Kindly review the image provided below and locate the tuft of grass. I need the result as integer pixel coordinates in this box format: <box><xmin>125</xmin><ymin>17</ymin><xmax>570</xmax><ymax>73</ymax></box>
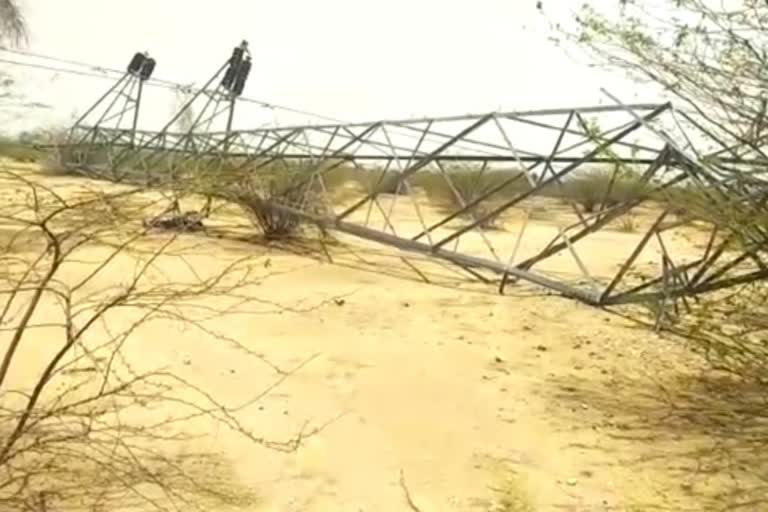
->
<box><xmin>617</xmin><ymin>212</ymin><xmax>638</xmax><ymax>232</ymax></box>
<box><xmin>490</xmin><ymin>474</ymin><xmax>536</xmax><ymax>512</ymax></box>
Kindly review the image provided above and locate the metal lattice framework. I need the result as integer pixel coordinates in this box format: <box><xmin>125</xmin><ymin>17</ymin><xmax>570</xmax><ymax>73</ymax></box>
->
<box><xmin>58</xmin><ymin>41</ymin><xmax>768</xmax><ymax>313</ymax></box>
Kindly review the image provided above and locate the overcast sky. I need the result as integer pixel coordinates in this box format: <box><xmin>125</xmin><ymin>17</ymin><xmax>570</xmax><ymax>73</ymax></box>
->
<box><xmin>2</xmin><ymin>0</ymin><xmax>660</xmax><ymax>133</ymax></box>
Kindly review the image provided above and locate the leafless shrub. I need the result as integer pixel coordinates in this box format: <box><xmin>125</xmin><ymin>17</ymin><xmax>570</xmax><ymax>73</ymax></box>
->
<box><xmin>0</xmin><ymin>166</ymin><xmax>328</xmax><ymax>511</ymax></box>
<box><xmin>226</xmin><ymin>169</ymin><xmax>330</xmax><ymax>240</ymax></box>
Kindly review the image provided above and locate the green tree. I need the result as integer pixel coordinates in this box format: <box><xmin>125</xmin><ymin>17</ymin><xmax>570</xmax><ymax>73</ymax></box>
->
<box><xmin>562</xmin><ymin>0</ymin><xmax>768</xmax><ymax>151</ymax></box>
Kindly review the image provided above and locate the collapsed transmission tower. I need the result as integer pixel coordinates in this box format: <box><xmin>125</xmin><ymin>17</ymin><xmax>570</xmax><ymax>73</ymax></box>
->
<box><xmin>64</xmin><ymin>51</ymin><xmax>156</xmax><ymax>170</ymax></box>
<box><xmin>60</xmin><ymin>40</ymin><xmax>768</xmax><ymax>314</ymax></box>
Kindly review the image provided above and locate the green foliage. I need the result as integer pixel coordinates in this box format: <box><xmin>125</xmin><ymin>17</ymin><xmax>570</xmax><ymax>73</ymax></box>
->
<box><xmin>0</xmin><ymin>127</ymin><xmax>100</xmax><ymax>176</ymax></box>
<box><xmin>356</xmin><ymin>167</ymin><xmax>407</xmax><ymax>195</ymax></box>
<box><xmin>419</xmin><ymin>164</ymin><xmax>530</xmax><ymax>228</ymax></box>
<box><xmin>559</xmin><ymin>167</ymin><xmax>649</xmax><ymax>213</ymax></box>
<box><xmin>569</xmin><ymin>1</ymin><xmax>768</xmax><ymax>146</ymax></box>
<box><xmin>654</xmin><ymin>182</ymin><xmax>712</xmax><ymax>219</ymax></box>
<box><xmin>565</xmin><ymin>0</ymin><xmax>768</xmax><ymax>400</ymax></box>
<box><xmin>0</xmin><ymin>138</ymin><xmax>43</xmax><ymax>163</ymax></box>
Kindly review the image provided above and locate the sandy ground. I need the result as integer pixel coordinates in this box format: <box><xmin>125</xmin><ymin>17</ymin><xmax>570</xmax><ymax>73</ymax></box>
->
<box><xmin>2</xmin><ymin>162</ymin><xmax>762</xmax><ymax>511</ymax></box>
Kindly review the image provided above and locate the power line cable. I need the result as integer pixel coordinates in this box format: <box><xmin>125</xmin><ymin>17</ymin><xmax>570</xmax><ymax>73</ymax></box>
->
<box><xmin>0</xmin><ymin>56</ymin><xmax>120</xmax><ymax>81</ymax></box>
<box><xmin>0</xmin><ymin>47</ymin><xmax>505</xmax><ymax>156</ymax></box>
<box><xmin>0</xmin><ymin>46</ymin><xmax>343</xmax><ymax>122</ymax></box>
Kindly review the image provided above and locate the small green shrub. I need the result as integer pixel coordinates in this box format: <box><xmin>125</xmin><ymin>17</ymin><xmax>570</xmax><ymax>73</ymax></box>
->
<box><xmin>350</xmin><ymin>168</ymin><xmax>406</xmax><ymax>195</ymax></box>
<box><xmin>655</xmin><ymin>183</ymin><xmax>716</xmax><ymax>221</ymax></box>
<box><xmin>560</xmin><ymin>167</ymin><xmax>649</xmax><ymax>213</ymax></box>
<box><xmin>0</xmin><ymin>140</ymin><xmax>43</xmax><ymax>163</ymax></box>
<box><xmin>420</xmin><ymin>165</ymin><xmax>530</xmax><ymax>229</ymax></box>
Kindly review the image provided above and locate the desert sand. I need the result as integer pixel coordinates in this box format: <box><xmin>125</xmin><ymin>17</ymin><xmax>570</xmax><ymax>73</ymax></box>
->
<box><xmin>2</xmin><ymin>161</ymin><xmax>758</xmax><ymax>512</ymax></box>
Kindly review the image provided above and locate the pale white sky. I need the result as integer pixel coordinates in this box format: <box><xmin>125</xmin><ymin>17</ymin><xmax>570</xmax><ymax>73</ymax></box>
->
<box><xmin>2</xmin><ymin>0</ymin><xmax>663</xmax><ymax>133</ymax></box>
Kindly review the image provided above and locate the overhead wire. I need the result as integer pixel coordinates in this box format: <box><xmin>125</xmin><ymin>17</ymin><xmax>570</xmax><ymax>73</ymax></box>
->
<box><xmin>0</xmin><ymin>46</ymin><xmax>531</xmax><ymax>157</ymax></box>
<box><xmin>0</xmin><ymin>46</ymin><xmax>345</xmax><ymax>123</ymax></box>
<box><xmin>0</xmin><ymin>56</ymin><xmax>120</xmax><ymax>81</ymax></box>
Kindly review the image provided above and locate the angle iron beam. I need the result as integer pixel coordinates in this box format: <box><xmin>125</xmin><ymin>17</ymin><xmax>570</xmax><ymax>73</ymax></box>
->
<box><xmin>432</xmin><ymin>103</ymin><xmax>672</xmax><ymax>250</ymax></box>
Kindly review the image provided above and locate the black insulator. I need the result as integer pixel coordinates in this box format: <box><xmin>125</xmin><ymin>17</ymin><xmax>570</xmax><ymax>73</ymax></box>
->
<box><xmin>139</xmin><ymin>58</ymin><xmax>156</xmax><ymax>80</ymax></box>
<box><xmin>232</xmin><ymin>57</ymin><xmax>251</xmax><ymax>96</ymax></box>
<box><xmin>229</xmin><ymin>46</ymin><xmax>244</xmax><ymax>67</ymax></box>
<box><xmin>128</xmin><ymin>52</ymin><xmax>145</xmax><ymax>74</ymax></box>
<box><xmin>221</xmin><ymin>65</ymin><xmax>237</xmax><ymax>90</ymax></box>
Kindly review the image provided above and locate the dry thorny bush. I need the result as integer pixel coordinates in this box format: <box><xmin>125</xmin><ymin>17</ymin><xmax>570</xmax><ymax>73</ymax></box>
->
<box><xmin>225</xmin><ymin>170</ymin><xmax>331</xmax><ymax>240</ymax></box>
<box><xmin>611</xmin><ymin>261</ymin><xmax>768</xmax><ymax>509</ymax></box>
<box><xmin>0</xmin><ymin>167</ymin><xmax>333</xmax><ymax>511</ymax></box>
<box><xmin>673</xmin><ymin>283</ymin><xmax>768</xmax><ymax>386</ymax></box>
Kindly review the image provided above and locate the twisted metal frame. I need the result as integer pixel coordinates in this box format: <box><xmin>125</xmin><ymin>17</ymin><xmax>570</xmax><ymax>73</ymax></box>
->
<box><xmin>58</xmin><ymin>41</ymin><xmax>768</xmax><ymax>312</ymax></box>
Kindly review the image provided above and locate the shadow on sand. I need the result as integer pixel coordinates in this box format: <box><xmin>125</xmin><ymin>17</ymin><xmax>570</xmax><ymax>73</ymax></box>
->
<box><xmin>205</xmin><ymin>220</ymin><xmax>551</xmax><ymax>300</ymax></box>
<box><xmin>551</xmin><ymin>366</ymin><xmax>768</xmax><ymax>511</ymax></box>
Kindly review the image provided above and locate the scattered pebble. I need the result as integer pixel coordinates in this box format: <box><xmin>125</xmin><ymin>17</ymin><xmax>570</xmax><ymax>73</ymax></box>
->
<box><xmin>566</xmin><ymin>478</ymin><xmax>578</xmax><ymax>487</ymax></box>
<box><xmin>535</xmin><ymin>345</ymin><xmax>548</xmax><ymax>352</ymax></box>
